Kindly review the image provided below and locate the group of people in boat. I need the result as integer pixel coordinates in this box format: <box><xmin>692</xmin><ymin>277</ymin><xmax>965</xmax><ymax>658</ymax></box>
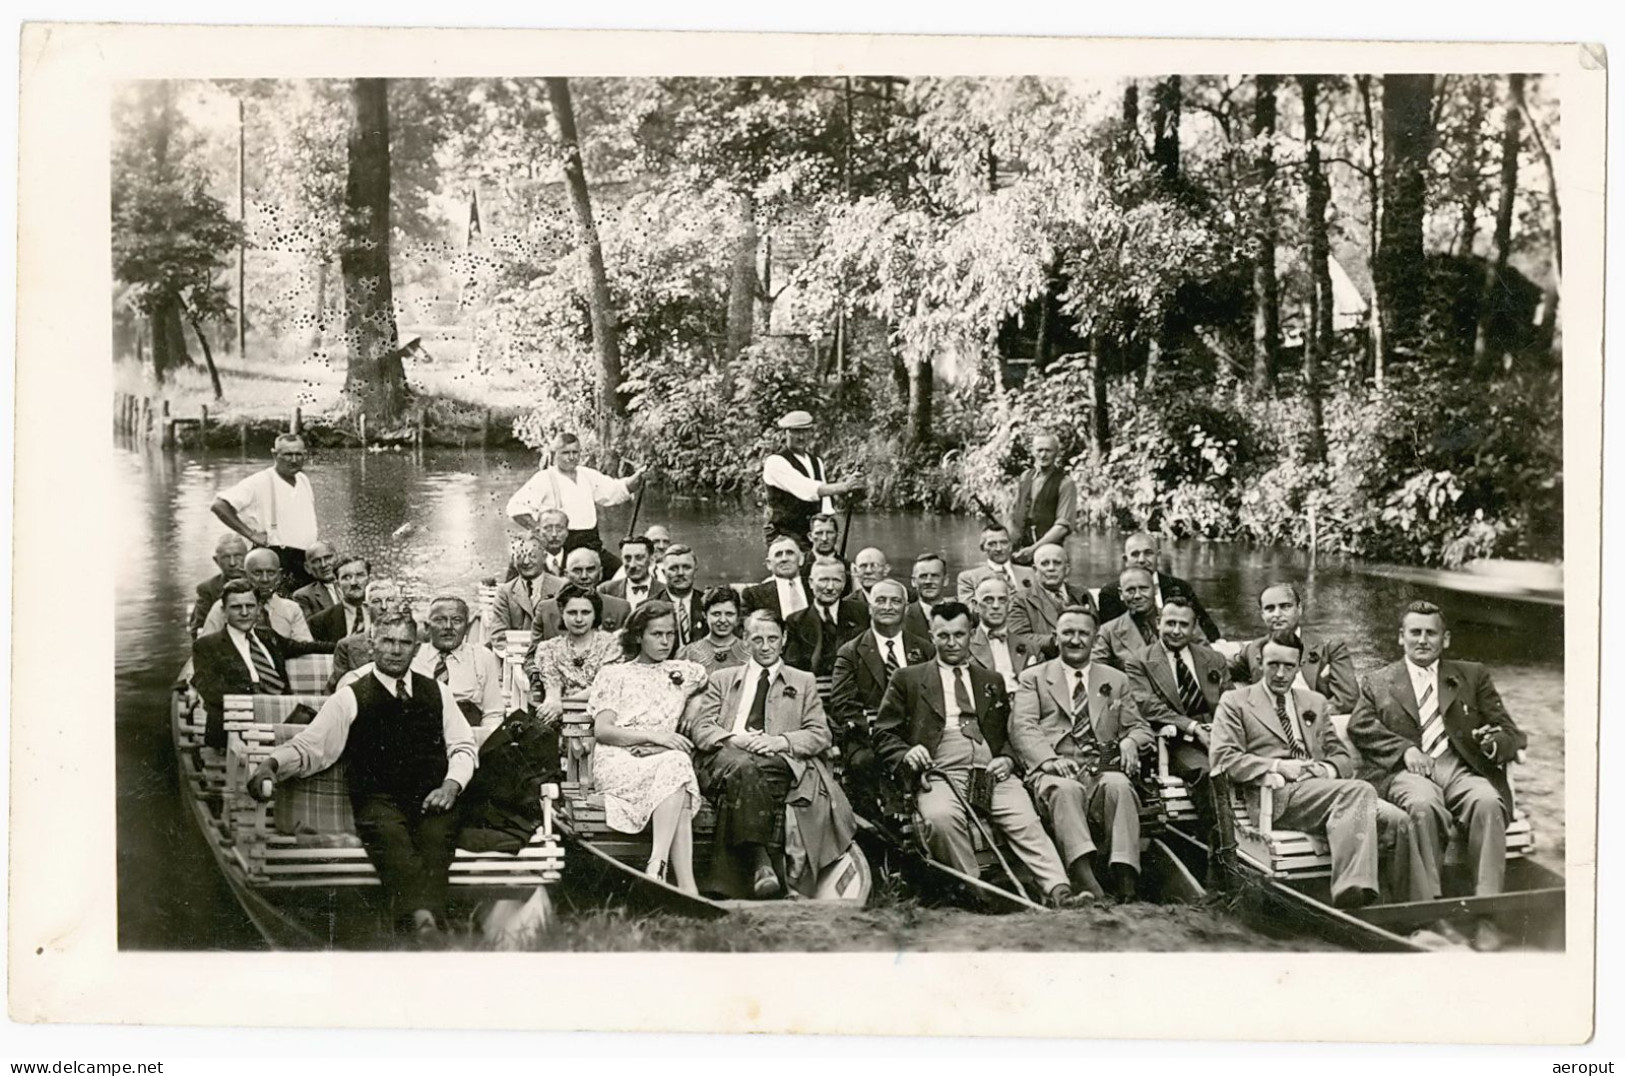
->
<box><xmin>183</xmin><ymin>414</ymin><xmax>1531</xmax><ymax>950</ymax></box>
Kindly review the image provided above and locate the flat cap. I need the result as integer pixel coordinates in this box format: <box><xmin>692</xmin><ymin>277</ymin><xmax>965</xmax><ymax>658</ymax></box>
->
<box><xmin>777</xmin><ymin>410</ymin><xmax>814</xmax><ymax>431</ymax></box>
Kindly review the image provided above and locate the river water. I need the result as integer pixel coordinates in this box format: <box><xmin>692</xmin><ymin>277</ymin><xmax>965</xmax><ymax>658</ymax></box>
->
<box><xmin>115</xmin><ymin>444</ymin><xmax>1567</xmax><ymax>949</ymax></box>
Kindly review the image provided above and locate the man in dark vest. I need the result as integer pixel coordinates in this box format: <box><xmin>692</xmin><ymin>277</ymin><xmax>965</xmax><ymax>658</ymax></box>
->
<box><xmin>1009</xmin><ymin>431</ymin><xmax>1078</xmax><ymax>566</ymax></box>
<box><xmin>248</xmin><ymin>611</ymin><xmax>478</xmax><ymax>941</ymax></box>
<box><xmin>761</xmin><ymin>410</ymin><xmax>863</xmax><ymax>550</ymax></box>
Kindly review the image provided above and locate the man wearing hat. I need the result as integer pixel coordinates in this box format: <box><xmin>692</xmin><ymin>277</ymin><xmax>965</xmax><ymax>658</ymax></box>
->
<box><xmin>762</xmin><ymin>410</ymin><xmax>863</xmax><ymax>550</ymax></box>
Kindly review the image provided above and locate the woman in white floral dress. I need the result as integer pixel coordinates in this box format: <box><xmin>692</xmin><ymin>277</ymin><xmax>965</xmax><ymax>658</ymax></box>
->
<box><xmin>589</xmin><ymin>600</ymin><xmax>709</xmax><ymax>894</ymax></box>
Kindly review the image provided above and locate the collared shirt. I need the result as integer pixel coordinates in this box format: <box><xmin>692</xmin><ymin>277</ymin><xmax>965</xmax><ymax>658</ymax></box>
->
<box><xmin>270</xmin><ymin>668</ymin><xmax>477</xmax><ymax>790</ymax></box>
<box><xmin>871</xmin><ymin>628</ymin><xmax>907</xmax><ymax>667</ymax></box>
<box><xmin>982</xmin><ymin>628</ymin><xmax>1018</xmax><ymax>688</ymax></box>
<box><xmin>814</xmin><ymin>600</ymin><xmax>841</xmax><ymax>628</ymax></box>
<box><xmin>623</xmin><ymin>577</ymin><xmax>655</xmax><ymax>611</ymax></box>
<box><xmin>542</xmin><ymin>549</ymin><xmax>566</xmax><ymax>576</ymax></box>
<box><xmin>1165</xmin><ymin>643</ymin><xmax>1199</xmax><ymax>684</ymax></box>
<box><xmin>410</xmin><ymin>640</ymin><xmax>505</xmax><ymax>728</ymax></box>
<box><xmin>731</xmin><ymin>660</ymin><xmax>783</xmax><ymax>736</ymax></box>
<box><xmin>1404</xmin><ymin>658</ymin><xmax>1440</xmax><ymax>706</ymax></box>
<box><xmin>505</xmin><ymin>465</ymin><xmax>633</xmax><ymax>530</ymax></box>
<box><xmin>219</xmin><ymin>466</ymin><xmax>320</xmax><ymax>550</ymax></box>
<box><xmin>201</xmin><ymin>594</ymin><xmax>314</xmax><ymax>642</ymax></box>
<box><xmin>226</xmin><ymin>624</ymin><xmax>277</xmax><ymax>684</ymax></box>
<box><xmin>762</xmin><ymin>451</ymin><xmax>834</xmax><ymax>514</ymax></box>
<box><xmin>775</xmin><ymin>575</ymin><xmax>809</xmax><ymax>617</ymax></box>
<box><xmin>936</xmin><ymin>659</ymin><xmax>973</xmax><ymax>723</ymax></box>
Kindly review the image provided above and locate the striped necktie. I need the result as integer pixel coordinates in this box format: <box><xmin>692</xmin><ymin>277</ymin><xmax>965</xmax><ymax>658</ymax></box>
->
<box><xmin>1417</xmin><ymin>675</ymin><xmax>1448</xmax><ymax>758</ymax></box>
<box><xmin>883</xmin><ymin>638</ymin><xmax>900</xmax><ymax>677</ymax></box>
<box><xmin>1171</xmin><ymin>648</ymin><xmax>1207</xmax><ymax>714</ymax></box>
<box><xmin>953</xmin><ymin>667</ymin><xmax>983</xmax><ymax>742</ymax></box>
<box><xmin>248</xmin><ymin>634</ymin><xmax>285</xmax><ymax>694</ymax></box>
<box><xmin>433</xmin><ymin>651</ymin><xmax>450</xmax><ymax>684</ymax></box>
<box><xmin>1274</xmin><ymin>691</ymin><xmax>1309</xmax><ymax>759</ymax></box>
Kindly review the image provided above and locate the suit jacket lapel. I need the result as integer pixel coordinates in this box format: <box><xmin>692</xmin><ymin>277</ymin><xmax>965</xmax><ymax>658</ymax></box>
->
<box><xmin>1086</xmin><ymin>664</ymin><xmax>1111</xmax><ymax>737</ymax></box>
<box><xmin>1044</xmin><ymin>660</ymin><xmax>1074</xmax><ymax>720</ymax></box>
<box><xmin>968</xmin><ymin>631</ymin><xmax>992</xmax><ymax>671</ymax></box>
<box><xmin>1390</xmin><ymin>663</ymin><xmax>1422</xmax><ymax>724</ymax></box>
<box><xmin>859</xmin><ymin>633</ymin><xmax>888</xmax><ymax>690</ymax></box>
<box><xmin>1193</xmin><ymin>646</ymin><xmax>1225</xmax><ymax>706</ymax></box>
<box><xmin>922</xmin><ymin>666</ymin><xmax>947</xmax><ymax>721</ymax></box>
<box><xmin>1145</xmin><ymin>641</ymin><xmax>1182</xmax><ymax>708</ymax></box>
<box><xmin>1437</xmin><ymin>660</ymin><xmax>1460</xmax><ymax>724</ymax></box>
<box><xmin>1248</xmin><ymin>683</ymin><xmax>1290</xmax><ymax>745</ymax></box>
<box><xmin>514</xmin><ymin>579</ymin><xmax>535</xmax><ymax>618</ymax></box>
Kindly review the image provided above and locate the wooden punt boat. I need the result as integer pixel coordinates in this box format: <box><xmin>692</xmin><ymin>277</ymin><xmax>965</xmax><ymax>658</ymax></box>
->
<box><xmin>1149</xmin><ymin>724</ymin><xmax>1566</xmax><ymax>952</ymax></box>
<box><xmin>496</xmin><ymin>634</ymin><xmax>874</xmax><ymax>914</ymax></box>
<box><xmin>171</xmin><ymin>652</ymin><xmax>564</xmax><ymax>950</ymax></box>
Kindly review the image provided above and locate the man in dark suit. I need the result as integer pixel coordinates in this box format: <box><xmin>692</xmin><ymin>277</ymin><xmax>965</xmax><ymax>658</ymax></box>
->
<box><xmin>1347</xmin><ymin>601</ymin><xmax>1527</xmax><ymax>949</ymax></box>
<box><xmin>798</xmin><ymin>513</ymin><xmax>854</xmax><ymax>598</ymax></box>
<box><xmin>1008</xmin><ymin>543</ymin><xmax>1092</xmax><ymax>651</ymax></box>
<box><xmin>784</xmin><ymin>559</ymin><xmax>870</xmax><ymax>679</ymax></box>
<box><xmin>1011</xmin><ymin>604</ymin><xmax>1153</xmax><ymax>901</ymax></box>
<box><xmin>1096</xmin><ymin>532</ymin><xmax>1223</xmax><ymax>642</ymax></box>
<box><xmin>492</xmin><ymin>532</ymin><xmax>566</xmax><ymax>633</ymax></box>
<box><xmin>1092</xmin><ymin>566</ymin><xmax>1189</xmax><ymax>670</ymax></box>
<box><xmin>829</xmin><ymin>579</ymin><xmax>933</xmax><ymax>816</ymax></box>
<box><xmin>533</xmin><ymin>547</ymin><xmax>631</xmax><ymax>640</ymax></box>
<box><xmin>598</xmin><ymin>536</ymin><xmax>669</xmax><ymax>611</ymax></box>
<box><xmin>291</xmin><ymin>541</ymin><xmax>342</xmax><ymax>619</ymax></box>
<box><xmin>685</xmin><ymin>609</ymin><xmax>857</xmax><ymax>899</ymax></box>
<box><xmin>873</xmin><ymin>601</ymin><xmax>1084</xmax><ymax>909</ymax></box>
<box><xmin>1229</xmin><ymin>582</ymin><xmax>1359</xmax><ymax>713</ymax></box>
<box><xmin>307</xmin><ymin>555</ymin><xmax>370</xmax><ymax>644</ymax></box>
<box><xmin>190</xmin><ymin>533</ymin><xmax>250</xmax><ymax>639</ymax></box>
<box><xmin>328</xmin><ymin>580</ymin><xmax>413</xmax><ymax>691</ymax></box>
<box><xmin>191</xmin><ymin>579</ymin><xmax>334</xmax><ymax>749</ymax></box>
<box><xmin>900</xmin><ymin>552</ymin><xmax>950</xmax><ymax>640</ymax></box>
<box><xmin>1212</xmin><ymin>638</ymin><xmax>1423</xmax><ymax>911</ymax></box>
<box><xmin>740</xmin><ymin>535</ymin><xmax>813</xmax><ymax>621</ymax></box>
<box><xmin>966</xmin><ymin>576</ymin><xmax>1041</xmax><ymax>690</ymax></box>
<box><xmin>660</xmin><ymin>544</ymin><xmax>705</xmax><ymax>649</ymax></box>
<box><xmin>1122</xmin><ymin>595</ymin><xmax>1231</xmax><ymax>828</ymax></box>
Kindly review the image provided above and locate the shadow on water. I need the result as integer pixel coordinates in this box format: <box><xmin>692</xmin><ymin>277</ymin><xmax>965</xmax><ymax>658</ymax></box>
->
<box><xmin>115</xmin><ymin>444</ymin><xmax>1568</xmax><ymax>949</ymax></box>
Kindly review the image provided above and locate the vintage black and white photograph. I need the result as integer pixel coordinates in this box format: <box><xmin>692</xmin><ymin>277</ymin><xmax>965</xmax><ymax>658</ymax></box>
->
<box><xmin>11</xmin><ymin>24</ymin><xmax>1604</xmax><ymax>1041</ymax></box>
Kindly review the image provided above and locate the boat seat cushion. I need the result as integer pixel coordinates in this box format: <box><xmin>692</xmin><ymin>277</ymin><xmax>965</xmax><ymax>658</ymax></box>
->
<box><xmin>285</xmin><ymin>655</ymin><xmax>334</xmax><ymax>696</ymax></box>
<box><xmin>270</xmin><ymin>723</ymin><xmax>358</xmax><ymax>837</ymax></box>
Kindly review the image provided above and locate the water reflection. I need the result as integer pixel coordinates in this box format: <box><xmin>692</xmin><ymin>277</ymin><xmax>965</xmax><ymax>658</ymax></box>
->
<box><xmin>115</xmin><ymin>444</ymin><xmax>1568</xmax><ymax>949</ymax></box>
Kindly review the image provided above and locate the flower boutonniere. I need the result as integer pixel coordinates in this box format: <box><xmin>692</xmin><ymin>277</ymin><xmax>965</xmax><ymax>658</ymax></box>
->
<box><xmin>1015</xmin><ymin>641</ymin><xmax>1028</xmax><ymax>655</ymax></box>
<box><xmin>1302</xmin><ymin>710</ymin><xmax>1318</xmax><ymax>725</ymax></box>
<box><xmin>1445</xmin><ymin>675</ymin><xmax>1460</xmax><ymax>691</ymax></box>
<box><xmin>783</xmin><ymin>683</ymin><xmax>798</xmax><ymax>700</ymax></box>
<box><xmin>667</xmin><ymin>669</ymin><xmax>685</xmax><ymax>687</ymax></box>
<box><xmin>1206</xmin><ymin>668</ymin><xmax>1221</xmax><ymax>685</ymax></box>
<box><xmin>908</xmin><ymin>649</ymin><xmax>923</xmax><ymax>663</ymax></box>
<box><xmin>1098</xmin><ymin>682</ymin><xmax>1114</xmax><ymax>698</ymax></box>
<box><xmin>1307</xmin><ymin>650</ymin><xmax>1321</xmax><ymax>665</ymax></box>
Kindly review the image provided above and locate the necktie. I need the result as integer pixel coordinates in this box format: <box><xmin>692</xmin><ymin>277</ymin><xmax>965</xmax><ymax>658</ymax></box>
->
<box><xmin>1072</xmin><ymin>670</ymin><xmax>1089</xmax><ymax>715</ymax></box>
<box><xmin>1070</xmin><ymin>670</ymin><xmax>1096</xmax><ymax>747</ymax></box>
<box><xmin>433</xmin><ymin>651</ymin><xmax>450</xmax><ymax>684</ymax></box>
<box><xmin>1171</xmin><ymin>648</ymin><xmax>1207</xmax><ymax>714</ymax></box>
<box><xmin>953</xmin><ymin>667</ymin><xmax>983</xmax><ymax>742</ymax></box>
<box><xmin>1418</xmin><ymin>677</ymin><xmax>1448</xmax><ymax>758</ymax></box>
<box><xmin>783</xmin><ymin>579</ymin><xmax>807</xmax><ymax>616</ymax></box>
<box><xmin>1133</xmin><ymin>615</ymin><xmax>1155</xmax><ymax>646</ymax></box>
<box><xmin>883</xmin><ymin>638</ymin><xmax>900</xmax><ymax>676</ymax></box>
<box><xmin>823</xmin><ymin>605</ymin><xmax>836</xmax><ymax>629</ymax></box>
<box><xmin>746</xmin><ymin>670</ymin><xmax>770</xmax><ymax>732</ymax></box>
<box><xmin>530</xmin><ymin>577</ymin><xmax>546</xmax><ymax>606</ymax></box>
<box><xmin>1274</xmin><ymin>692</ymin><xmax>1309</xmax><ymax>759</ymax></box>
<box><xmin>675</xmin><ymin>599</ymin><xmax>690</xmax><ymax>643</ymax></box>
<box><xmin>248</xmin><ymin>634</ymin><xmax>285</xmax><ymax>694</ymax></box>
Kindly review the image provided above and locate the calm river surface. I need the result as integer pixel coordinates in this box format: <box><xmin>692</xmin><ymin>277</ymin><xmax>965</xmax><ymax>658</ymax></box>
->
<box><xmin>115</xmin><ymin>444</ymin><xmax>1567</xmax><ymax>949</ymax></box>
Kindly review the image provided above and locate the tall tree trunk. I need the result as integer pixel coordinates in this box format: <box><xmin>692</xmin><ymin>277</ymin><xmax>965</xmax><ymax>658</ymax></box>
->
<box><xmin>1357</xmin><ymin>75</ymin><xmax>1385</xmax><ymax>388</ymax></box>
<box><xmin>1300</xmin><ymin>76</ymin><xmax>1332</xmax><ymax>464</ymax></box>
<box><xmin>1377</xmin><ymin>74</ymin><xmax>1434</xmax><ymax>365</ymax></box>
<box><xmin>1122</xmin><ymin>81</ymin><xmax>1139</xmax><ymax>137</ymax></box>
<box><xmin>150</xmin><ymin>296</ymin><xmax>191</xmax><ymax>383</ymax></box>
<box><xmin>1034</xmin><ymin>279</ymin><xmax>1053</xmax><ymax>374</ymax></box>
<box><xmin>1089</xmin><ymin>338</ymin><xmax>1111</xmax><ymax>464</ymax></box>
<box><xmin>1518</xmin><ymin>88</ymin><xmax>1562</xmax><ymax>354</ymax></box>
<box><xmin>725</xmin><ymin>189</ymin><xmax>758</xmax><ymax>362</ymax></box>
<box><xmin>340</xmin><ymin>78</ymin><xmax>407</xmax><ymax>426</ymax></box>
<box><xmin>546</xmin><ymin>76</ymin><xmax>627</xmax><ymax>454</ymax></box>
<box><xmin>1474</xmin><ymin>74</ymin><xmax>1525</xmax><ymax>367</ymax></box>
<box><xmin>189</xmin><ymin>316</ymin><xmax>225</xmax><ymax>400</ymax></box>
<box><xmin>1251</xmin><ymin>74</ymin><xmax>1281</xmax><ymax>395</ymax></box>
<box><xmin>905</xmin><ymin>357</ymin><xmax>933</xmax><ymax>447</ymax></box>
<box><xmin>1151</xmin><ymin>77</ymin><xmax>1181</xmax><ymax>184</ymax></box>
<box><xmin>889</xmin><ymin>345</ymin><xmax>909</xmax><ymax>404</ymax></box>
<box><xmin>309</xmin><ymin>258</ymin><xmax>328</xmax><ymax>352</ymax></box>
<box><xmin>1455</xmin><ymin>78</ymin><xmax>1488</xmax><ymax>258</ymax></box>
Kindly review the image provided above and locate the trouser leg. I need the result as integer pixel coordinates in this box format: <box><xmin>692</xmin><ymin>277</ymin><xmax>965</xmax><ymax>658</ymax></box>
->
<box><xmin>1088</xmin><ymin>771</ymin><xmax>1143</xmax><ymax>872</ymax></box>
<box><xmin>1437</xmin><ymin>754</ymin><xmax>1507</xmax><ymax>896</ymax></box>
<box><xmin>988</xmin><ymin>776</ymin><xmax>1069</xmax><ymax>894</ymax></box>
<box><xmin>1385</xmin><ymin>772</ymin><xmax>1451</xmax><ymax>899</ymax></box>
<box><xmin>412</xmin><ymin>805</ymin><xmax>462</xmax><ymax>921</ymax></box>
<box><xmin>354</xmin><ymin>794</ymin><xmax>428</xmax><ymax>926</ymax></box>
<box><xmin>914</xmin><ymin>777</ymin><xmax>977</xmax><ymax>876</ymax></box>
<box><xmin>1030</xmin><ymin>773</ymin><xmax>1096</xmax><ymax>866</ymax></box>
<box><xmin>1274</xmin><ymin>778</ymin><xmax>1380</xmax><ymax>904</ymax></box>
<box><xmin>1374</xmin><ymin>800</ymin><xmax>1426</xmax><ymax>903</ymax></box>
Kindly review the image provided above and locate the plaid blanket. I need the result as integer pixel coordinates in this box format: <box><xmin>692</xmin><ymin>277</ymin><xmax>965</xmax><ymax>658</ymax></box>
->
<box><xmin>270</xmin><ymin>722</ymin><xmax>357</xmax><ymax>839</ymax></box>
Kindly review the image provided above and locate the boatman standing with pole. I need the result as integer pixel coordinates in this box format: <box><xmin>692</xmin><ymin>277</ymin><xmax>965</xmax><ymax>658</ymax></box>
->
<box><xmin>211</xmin><ymin>433</ymin><xmax>321</xmax><ymax>593</ymax></box>
<box><xmin>506</xmin><ymin>431</ymin><xmax>646</xmax><ymax>578</ymax></box>
<box><xmin>761</xmin><ymin>410</ymin><xmax>864</xmax><ymax>551</ymax></box>
<box><xmin>1009</xmin><ymin>431</ymin><xmax>1078</xmax><ymax>566</ymax></box>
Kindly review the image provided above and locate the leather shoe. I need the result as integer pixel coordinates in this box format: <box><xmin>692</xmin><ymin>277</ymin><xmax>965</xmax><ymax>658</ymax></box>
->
<box><xmin>1068</xmin><ymin>860</ymin><xmax>1107</xmax><ymax>900</ymax></box>
<box><xmin>752</xmin><ymin>863</ymin><xmax>782</xmax><ymax>900</ymax></box>
<box><xmin>1471</xmin><ymin>918</ymin><xmax>1508</xmax><ymax>953</ymax></box>
<box><xmin>1110</xmin><ymin>864</ymin><xmax>1139</xmax><ymax>903</ymax></box>
<box><xmin>1331</xmin><ymin>886</ymin><xmax>1378</xmax><ymax>911</ymax></box>
<box><xmin>1046</xmin><ymin>884</ymin><xmax>1093</xmax><ymax>910</ymax></box>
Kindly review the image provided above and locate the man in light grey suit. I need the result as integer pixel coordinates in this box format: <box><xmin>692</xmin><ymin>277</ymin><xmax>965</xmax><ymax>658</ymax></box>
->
<box><xmin>966</xmin><ymin>576</ymin><xmax>1042</xmax><ymax>690</ymax></box>
<box><xmin>1011</xmin><ymin>605</ymin><xmax>1153</xmax><ymax>902</ymax></box>
<box><xmin>491</xmin><ymin>532</ymin><xmax>565</xmax><ymax>633</ymax></box>
<box><xmin>1008</xmin><ymin>542</ymin><xmax>1092</xmax><ymax>652</ymax></box>
<box><xmin>956</xmin><ymin>523</ymin><xmax>1036</xmax><ymax>602</ymax></box>
<box><xmin>1210</xmin><ymin>638</ymin><xmax>1423</xmax><ymax>909</ymax></box>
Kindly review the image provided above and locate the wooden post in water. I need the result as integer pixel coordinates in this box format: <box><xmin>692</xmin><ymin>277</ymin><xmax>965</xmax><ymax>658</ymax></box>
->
<box><xmin>200</xmin><ymin>405</ymin><xmax>209</xmax><ymax>444</ymax></box>
<box><xmin>140</xmin><ymin>396</ymin><xmax>151</xmax><ymax>442</ymax></box>
<box><xmin>481</xmin><ymin>408</ymin><xmax>491</xmax><ymax>449</ymax></box>
<box><xmin>358</xmin><ymin>413</ymin><xmax>367</xmax><ymax>449</ymax></box>
<box><xmin>240</xmin><ymin>424</ymin><xmax>249</xmax><ymax>455</ymax></box>
<box><xmin>160</xmin><ymin>400</ymin><xmax>173</xmax><ymax>449</ymax></box>
<box><xmin>291</xmin><ymin>407</ymin><xmax>302</xmax><ymax>435</ymax></box>
<box><xmin>415</xmin><ymin>409</ymin><xmax>426</xmax><ymax>451</ymax></box>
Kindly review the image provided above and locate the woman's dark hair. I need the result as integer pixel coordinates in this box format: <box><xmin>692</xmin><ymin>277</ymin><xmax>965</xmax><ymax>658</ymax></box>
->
<box><xmin>553</xmin><ymin>582</ymin><xmax>603</xmax><ymax>629</ymax></box>
<box><xmin>620</xmin><ymin>599</ymin><xmax>678</xmax><ymax>660</ymax></box>
<box><xmin>699</xmin><ymin>585</ymin><xmax>740</xmax><ymax>616</ymax></box>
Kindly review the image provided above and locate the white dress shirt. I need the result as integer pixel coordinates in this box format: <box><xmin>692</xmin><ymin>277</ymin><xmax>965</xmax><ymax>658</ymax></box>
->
<box><xmin>623</xmin><ymin>578</ymin><xmax>655</xmax><ymax>611</ymax></box>
<box><xmin>1405</xmin><ymin>659</ymin><xmax>1439</xmax><ymax>705</ymax></box>
<box><xmin>219</xmin><ymin>467</ymin><xmax>320</xmax><ymax>550</ymax></box>
<box><xmin>201</xmin><ymin>593</ymin><xmax>314</xmax><ymax>642</ymax></box>
<box><xmin>505</xmin><ymin>465</ymin><xmax>633</xmax><ymax>530</ymax></box>
<box><xmin>225</xmin><ymin>624</ymin><xmax>276</xmax><ymax>684</ymax></box>
<box><xmin>982</xmin><ymin>628</ymin><xmax>1019</xmax><ymax>688</ymax></box>
<box><xmin>410</xmin><ymin>640</ymin><xmax>505</xmax><ymax>728</ymax></box>
<box><xmin>937</xmin><ymin>660</ymin><xmax>975</xmax><ymax>723</ymax></box>
<box><xmin>731</xmin><ymin>660</ymin><xmax>783</xmax><ymax>736</ymax></box>
<box><xmin>270</xmin><ymin>668</ymin><xmax>478</xmax><ymax>789</ymax></box>
<box><xmin>1165</xmin><ymin>644</ymin><xmax>1199</xmax><ymax>684</ymax></box>
<box><xmin>762</xmin><ymin>452</ymin><xmax>834</xmax><ymax>514</ymax></box>
<box><xmin>774</xmin><ymin>575</ymin><xmax>809</xmax><ymax>616</ymax></box>
<box><xmin>871</xmin><ymin>628</ymin><xmax>906</xmax><ymax>667</ymax></box>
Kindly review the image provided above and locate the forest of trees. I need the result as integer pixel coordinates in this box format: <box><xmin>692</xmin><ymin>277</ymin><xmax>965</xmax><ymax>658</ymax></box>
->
<box><xmin>110</xmin><ymin>73</ymin><xmax>1563</xmax><ymax>568</ymax></box>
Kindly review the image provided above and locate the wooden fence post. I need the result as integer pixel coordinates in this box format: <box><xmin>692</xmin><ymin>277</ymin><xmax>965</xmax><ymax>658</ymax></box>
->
<box><xmin>481</xmin><ymin>408</ymin><xmax>491</xmax><ymax>449</ymax></box>
<box><xmin>200</xmin><ymin>405</ymin><xmax>209</xmax><ymax>444</ymax></box>
<box><xmin>291</xmin><ymin>407</ymin><xmax>302</xmax><ymax>435</ymax></box>
<box><xmin>415</xmin><ymin>409</ymin><xmax>426</xmax><ymax>450</ymax></box>
<box><xmin>160</xmin><ymin>400</ymin><xmax>173</xmax><ymax>449</ymax></box>
<box><xmin>140</xmin><ymin>396</ymin><xmax>151</xmax><ymax>441</ymax></box>
<box><xmin>240</xmin><ymin>424</ymin><xmax>249</xmax><ymax>454</ymax></box>
<box><xmin>358</xmin><ymin>413</ymin><xmax>367</xmax><ymax>449</ymax></box>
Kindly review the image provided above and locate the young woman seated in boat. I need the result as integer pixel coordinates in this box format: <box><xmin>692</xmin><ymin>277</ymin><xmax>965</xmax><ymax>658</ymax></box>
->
<box><xmin>587</xmin><ymin>600</ymin><xmax>710</xmax><ymax>895</ymax></box>
<box><xmin>523</xmin><ymin>583</ymin><xmax>622</xmax><ymax>727</ymax></box>
<box><xmin>679</xmin><ymin>586</ymin><xmax>750</xmax><ymax>674</ymax></box>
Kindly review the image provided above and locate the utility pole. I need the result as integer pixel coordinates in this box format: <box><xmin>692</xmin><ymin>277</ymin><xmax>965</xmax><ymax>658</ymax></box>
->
<box><xmin>237</xmin><ymin>95</ymin><xmax>247</xmax><ymax>360</ymax></box>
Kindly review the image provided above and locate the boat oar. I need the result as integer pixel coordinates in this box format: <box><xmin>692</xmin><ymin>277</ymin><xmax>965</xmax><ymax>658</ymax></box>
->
<box><xmin>837</xmin><ymin>488</ymin><xmax>864</xmax><ymax>560</ymax></box>
<box><xmin>622</xmin><ymin>459</ymin><xmax>647</xmax><ymax>542</ymax></box>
